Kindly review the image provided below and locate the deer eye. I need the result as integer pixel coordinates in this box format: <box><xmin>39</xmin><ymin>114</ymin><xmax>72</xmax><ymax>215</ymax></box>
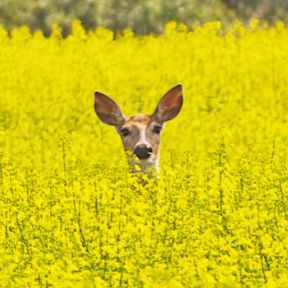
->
<box><xmin>120</xmin><ymin>128</ymin><xmax>131</xmax><ymax>137</ymax></box>
<box><xmin>152</xmin><ymin>125</ymin><xmax>162</xmax><ymax>134</ymax></box>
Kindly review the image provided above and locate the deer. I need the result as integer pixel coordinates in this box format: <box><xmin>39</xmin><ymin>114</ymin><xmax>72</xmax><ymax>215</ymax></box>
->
<box><xmin>94</xmin><ymin>84</ymin><xmax>183</xmax><ymax>175</ymax></box>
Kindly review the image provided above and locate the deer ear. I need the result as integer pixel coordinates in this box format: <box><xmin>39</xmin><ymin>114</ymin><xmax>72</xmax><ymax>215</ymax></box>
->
<box><xmin>153</xmin><ymin>84</ymin><xmax>183</xmax><ymax>122</ymax></box>
<box><xmin>94</xmin><ymin>91</ymin><xmax>125</xmax><ymax>126</ymax></box>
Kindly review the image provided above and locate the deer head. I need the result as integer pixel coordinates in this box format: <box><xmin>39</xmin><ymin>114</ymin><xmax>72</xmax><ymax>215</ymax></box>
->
<box><xmin>94</xmin><ymin>84</ymin><xmax>183</xmax><ymax>174</ymax></box>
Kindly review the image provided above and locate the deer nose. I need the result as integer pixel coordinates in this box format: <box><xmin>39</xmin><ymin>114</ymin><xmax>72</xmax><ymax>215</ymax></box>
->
<box><xmin>134</xmin><ymin>144</ymin><xmax>153</xmax><ymax>160</ymax></box>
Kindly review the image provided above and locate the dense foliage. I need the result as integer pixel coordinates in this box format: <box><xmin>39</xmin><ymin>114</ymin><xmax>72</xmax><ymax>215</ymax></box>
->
<box><xmin>0</xmin><ymin>0</ymin><xmax>288</xmax><ymax>35</ymax></box>
<box><xmin>1</xmin><ymin>20</ymin><xmax>288</xmax><ymax>287</ymax></box>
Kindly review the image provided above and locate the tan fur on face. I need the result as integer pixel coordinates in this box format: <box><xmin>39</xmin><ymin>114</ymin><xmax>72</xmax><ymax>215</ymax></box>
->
<box><xmin>128</xmin><ymin>114</ymin><xmax>151</xmax><ymax>125</ymax></box>
<box><xmin>118</xmin><ymin>114</ymin><xmax>161</xmax><ymax>159</ymax></box>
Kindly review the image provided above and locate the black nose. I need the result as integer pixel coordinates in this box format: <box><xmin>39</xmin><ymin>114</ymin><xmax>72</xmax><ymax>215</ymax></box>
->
<box><xmin>134</xmin><ymin>144</ymin><xmax>153</xmax><ymax>160</ymax></box>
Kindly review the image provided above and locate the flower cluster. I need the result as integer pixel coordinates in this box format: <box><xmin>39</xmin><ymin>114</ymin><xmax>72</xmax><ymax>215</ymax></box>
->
<box><xmin>1</xmin><ymin>20</ymin><xmax>288</xmax><ymax>287</ymax></box>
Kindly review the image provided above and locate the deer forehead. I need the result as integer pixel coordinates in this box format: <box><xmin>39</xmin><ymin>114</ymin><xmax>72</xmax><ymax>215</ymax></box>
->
<box><xmin>124</xmin><ymin>114</ymin><xmax>156</xmax><ymax>131</ymax></box>
<box><xmin>122</xmin><ymin>114</ymin><xmax>161</xmax><ymax>136</ymax></box>
<box><xmin>127</xmin><ymin>114</ymin><xmax>151</xmax><ymax>125</ymax></box>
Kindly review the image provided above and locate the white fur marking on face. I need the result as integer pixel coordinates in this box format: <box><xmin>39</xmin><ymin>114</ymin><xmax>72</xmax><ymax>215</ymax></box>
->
<box><xmin>135</xmin><ymin>125</ymin><xmax>149</xmax><ymax>147</ymax></box>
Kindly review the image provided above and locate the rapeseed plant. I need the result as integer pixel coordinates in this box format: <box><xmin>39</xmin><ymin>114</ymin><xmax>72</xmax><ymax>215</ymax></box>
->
<box><xmin>0</xmin><ymin>20</ymin><xmax>288</xmax><ymax>287</ymax></box>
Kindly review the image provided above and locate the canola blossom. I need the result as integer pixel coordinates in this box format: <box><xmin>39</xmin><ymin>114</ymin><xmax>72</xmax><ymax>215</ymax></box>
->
<box><xmin>1</xmin><ymin>20</ymin><xmax>288</xmax><ymax>287</ymax></box>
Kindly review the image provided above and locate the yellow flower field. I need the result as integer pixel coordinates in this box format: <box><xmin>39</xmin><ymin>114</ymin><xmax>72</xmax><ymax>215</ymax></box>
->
<box><xmin>1</xmin><ymin>20</ymin><xmax>288</xmax><ymax>287</ymax></box>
